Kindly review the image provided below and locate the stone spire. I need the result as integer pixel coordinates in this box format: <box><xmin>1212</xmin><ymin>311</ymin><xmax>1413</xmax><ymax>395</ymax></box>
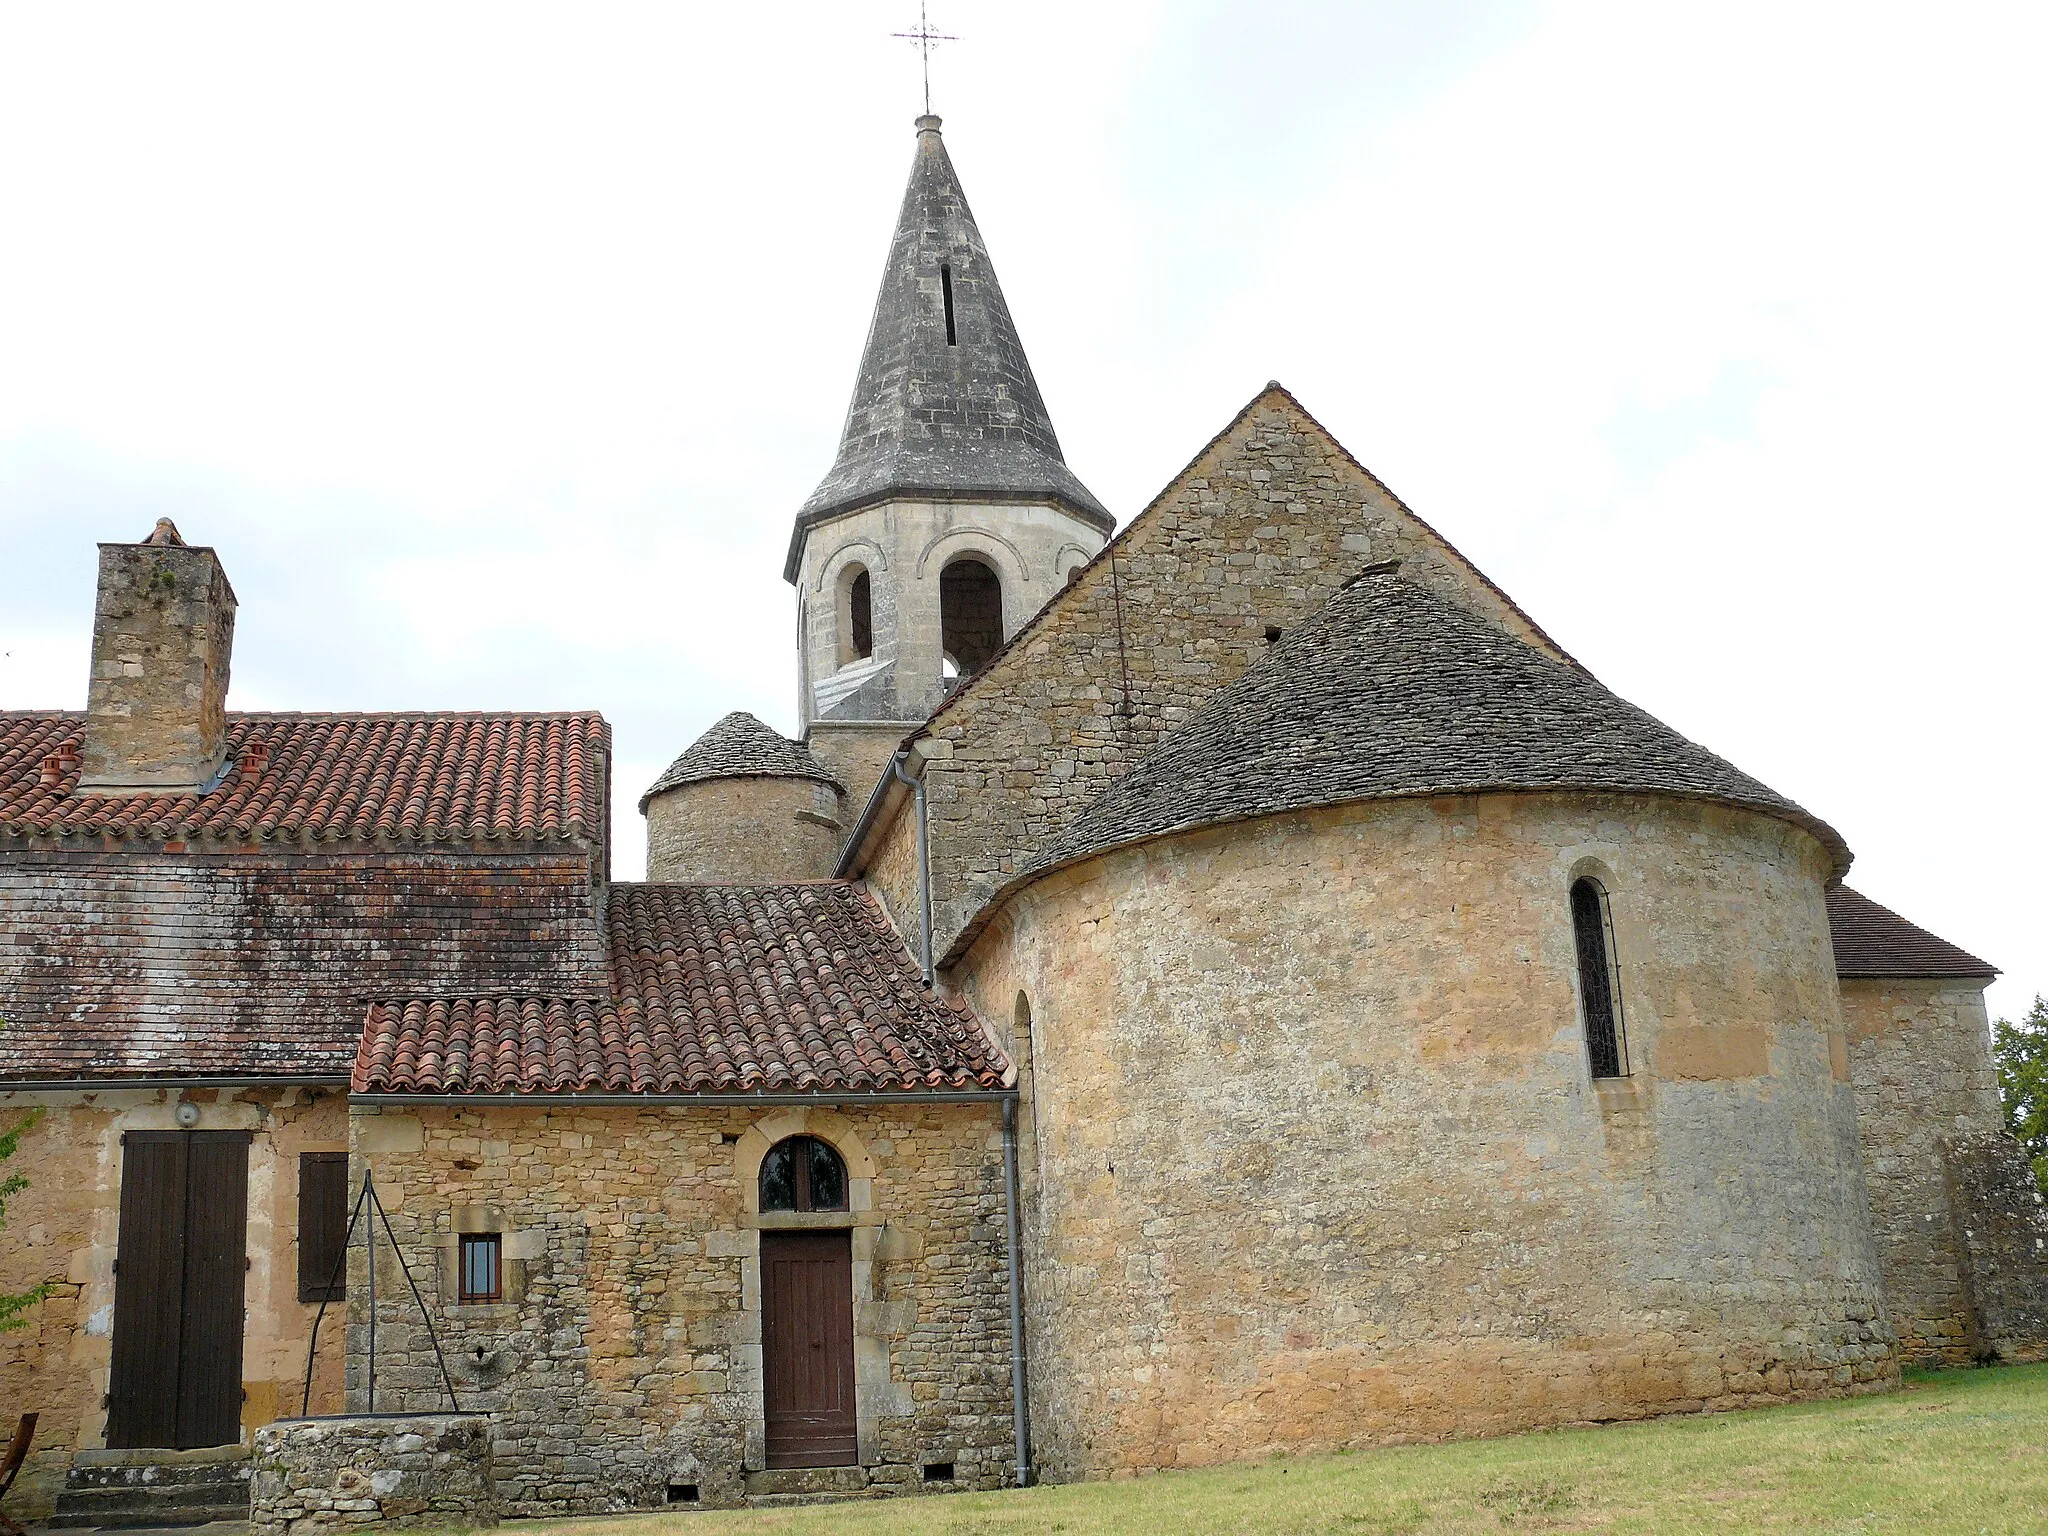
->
<box><xmin>785</xmin><ymin>115</ymin><xmax>1111</xmax><ymax>582</ymax></box>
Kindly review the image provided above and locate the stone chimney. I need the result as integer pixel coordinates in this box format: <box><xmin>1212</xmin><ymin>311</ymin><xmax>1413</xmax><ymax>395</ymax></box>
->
<box><xmin>78</xmin><ymin>519</ymin><xmax>238</xmax><ymax>795</ymax></box>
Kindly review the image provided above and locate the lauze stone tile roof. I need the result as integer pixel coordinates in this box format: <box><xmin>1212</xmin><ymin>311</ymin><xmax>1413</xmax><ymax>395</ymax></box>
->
<box><xmin>1827</xmin><ymin>885</ymin><xmax>1997</xmax><ymax>980</ymax></box>
<box><xmin>640</xmin><ymin>711</ymin><xmax>842</xmax><ymax>812</ymax></box>
<box><xmin>0</xmin><ymin>853</ymin><xmax>612</xmax><ymax>1081</ymax></box>
<box><xmin>1024</xmin><ymin>567</ymin><xmax>1852</xmax><ymax>884</ymax></box>
<box><xmin>354</xmin><ymin>881</ymin><xmax>1008</xmax><ymax>1095</ymax></box>
<box><xmin>785</xmin><ymin>116</ymin><xmax>1110</xmax><ymax>582</ymax></box>
<box><xmin>0</xmin><ymin>711</ymin><xmax>607</xmax><ymax>845</ymax></box>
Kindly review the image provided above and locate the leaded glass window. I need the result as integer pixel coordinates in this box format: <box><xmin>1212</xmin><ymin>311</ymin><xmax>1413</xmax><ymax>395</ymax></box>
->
<box><xmin>1571</xmin><ymin>877</ymin><xmax>1627</xmax><ymax>1078</ymax></box>
<box><xmin>759</xmin><ymin>1135</ymin><xmax>850</xmax><ymax>1213</ymax></box>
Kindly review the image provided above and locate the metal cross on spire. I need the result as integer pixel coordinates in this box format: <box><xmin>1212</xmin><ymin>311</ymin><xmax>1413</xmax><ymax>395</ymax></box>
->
<box><xmin>892</xmin><ymin>1</ymin><xmax>958</xmax><ymax>117</ymax></box>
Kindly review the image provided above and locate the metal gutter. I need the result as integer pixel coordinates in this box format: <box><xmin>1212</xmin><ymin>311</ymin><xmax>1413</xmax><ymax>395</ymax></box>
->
<box><xmin>834</xmin><ymin>739</ymin><xmax>919</xmax><ymax>879</ymax></box>
<box><xmin>0</xmin><ymin>1076</ymin><xmax>351</xmax><ymax>1093</ymax></box>
<box><xmin>350</xmin><ymin>1089</ymin><xmax>1016</xmax><ymax>1107</ymax></box>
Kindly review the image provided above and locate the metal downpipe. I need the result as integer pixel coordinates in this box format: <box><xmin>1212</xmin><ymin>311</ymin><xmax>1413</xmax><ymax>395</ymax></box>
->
<box><xmin>1003</xmin><ymin>1095</ymin><xmax>1033</xmax><ymax>1486</ymax></box>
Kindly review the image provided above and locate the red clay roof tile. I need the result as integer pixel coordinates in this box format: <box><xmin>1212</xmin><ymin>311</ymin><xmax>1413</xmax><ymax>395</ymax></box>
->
<box><xmin>0</xmin><ymin>711</ymin><xmax>607</xmax><ymax>845</ymax></box>
<box><xmin>354</xmin><ymin>881</ymin><xmax>1009</xmax><ymax>1095</ymax></box>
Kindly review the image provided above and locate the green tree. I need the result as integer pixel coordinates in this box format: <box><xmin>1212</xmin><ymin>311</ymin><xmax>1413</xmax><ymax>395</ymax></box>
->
<box><xmin>1993</xmin><ymin>994</ymin><xmax>2048</xmax><ymax>1198</ymax></box>
<box><xmin>0</xmin><ymin>1102</ymin><xmax>51</xmax><ymax>1330</ymax></box>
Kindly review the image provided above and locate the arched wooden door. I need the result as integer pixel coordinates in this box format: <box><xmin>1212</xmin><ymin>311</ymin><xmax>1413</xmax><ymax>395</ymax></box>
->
<box><xmin>760</xmin><ymin>1230</ymin><xmax>857</xmax><ymax>1467</ymax></box>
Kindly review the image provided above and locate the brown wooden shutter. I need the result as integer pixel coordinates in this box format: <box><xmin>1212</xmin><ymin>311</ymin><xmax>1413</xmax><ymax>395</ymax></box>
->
<box><xmin>106</xmin><ymin>1134</ymin><xmax>188</xmax><ymax>1449</ymax></box>
<box><xmin>298</xmin><ymin>1153</ymin><xmax>350</xmax><ymax>1303</ymax></box>
<box><xmin>178</xmin><ymin>1133</ymin><xmax>250</xmax><ymax>1449</ymax></box>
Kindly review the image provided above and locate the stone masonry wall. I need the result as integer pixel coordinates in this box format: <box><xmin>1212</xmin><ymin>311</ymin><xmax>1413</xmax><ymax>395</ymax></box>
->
<box><xmin>805</xmin><ymin>723</ymin><xmax>910</xmax><ymax>821</ymax></box>
<box><xmin>643</xmin><ymin>777</ymin><xmax>843</xmax><ymax>883</ymax></box>
<box><xmin>0</xmin><ymin>1088</ymin><xmax>348</xmax><ymax>1518</ymax></box>
<box><xmin>953</xmin><ymin>791</ymin><xmax>1893</xmax><ymax>1481</ymax></box>
<box><xmin>1838</xmin><ymin>977</ymin><xmax>2005</xmax><ymax>1363</ymax></box>
<box><xmin>880</xmin><ymin>387</ymin><xmax>1570</xmax><ymax>965</ymax></box>
<box><xmin>1942</xmin><ymin>1132</ymin><xmax>2048</xmax><ymax>1361</ymax></box>
<box><xmin>251</xmin><ymin>1413</ymin><xmax>497</xmax><ymax>1535</ymax></box>
<box><xmin>797</xmin><ymin>497</ymin><xmax>1107</xmax><ymax>731</ymax></box>
<box><xmin>79</xmin><ymin>537</ymin><xmax>235</xmax><ymax>791</ymax></box>
<box><xmin>346</xmin><ymin>1100</ymin><xmax>1014</xmax><ymax>1513</ymax></box>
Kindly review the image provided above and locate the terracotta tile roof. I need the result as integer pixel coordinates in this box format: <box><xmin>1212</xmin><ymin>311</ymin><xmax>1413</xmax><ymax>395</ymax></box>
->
<box><xmin>0</xmin><ymin>711</ymin><xmax>607</xmax><ymax>846</ymax></box>
<box><xmin>0</xmin><ymin>851</ymin><xmax>611</xmax><ymax>1081</ymax></box>
<box><xmin>640</xmin><ymin>711</ymin><xmax>842</xmax><ymax>813</ymax></box>
<box><xmin>1023</xmin><ymin>567</ymin><xmax>1851</xmax><ymax>885</ymax></box>
<box><xmin>354</xmin><ymin>881</ymin><xmax>1008</xmax><ymax>1095</ymax></box>
<box><xmin>1828</xmin><ymin>885</ymin><xmax>1997</xmax><ymax>980</ymax></box>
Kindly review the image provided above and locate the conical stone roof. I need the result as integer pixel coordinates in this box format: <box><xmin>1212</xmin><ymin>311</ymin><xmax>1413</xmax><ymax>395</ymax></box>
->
<box><xmin>786</xmin><ymin>116</ymin><xmax>1111</xmax><ymax>582</ymax></box>
<box><xmin>1025</xmin><ymin>567</ymin><xmax>1850</xmax><ymax>881</ymax></box>
<box><xmin>639</xmin><ymin>712</ymin><xmax>842</xmax><ymax>814</ymax></box>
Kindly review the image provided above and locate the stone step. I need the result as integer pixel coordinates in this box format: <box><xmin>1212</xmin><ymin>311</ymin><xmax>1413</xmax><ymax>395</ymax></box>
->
<box><xmin>51</xmin><ymin>1458</ymin><xmax>253</xmax><ymax>1530</ymax></box>
<box><xmin>56</xmin><ymin>1482</ymin><xmax>249</xmax><ymax>1510</ymax></box>
<box><xmin>43</xmin><ymin>1505</ymin><xmax>253</xmax><ymax>1530</ymax></box>
<box><xmin>742</xmin><ymin>1466</ymin><xmax>870</xmax><ymax>1497</ymax></box>
<box><xmin>63</xmin><ymin>1465</ymin><xmax>253</xmax><ymax>1494</ymax></box>
<box><xmin>744</xmin><ymin>1488</ymin><xmax>893</xmax><ymax>1509</ymax></box>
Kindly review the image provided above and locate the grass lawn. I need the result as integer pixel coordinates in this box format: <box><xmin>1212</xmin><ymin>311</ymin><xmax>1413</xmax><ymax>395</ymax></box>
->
<box><xmin>511</xmin><ymin>1364</ymin><xmax>2048</xmax><ymax>1535</ymax></box>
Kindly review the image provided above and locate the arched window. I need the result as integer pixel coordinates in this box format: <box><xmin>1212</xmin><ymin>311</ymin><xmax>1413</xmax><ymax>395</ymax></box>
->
<box><xmin>939</xmin><ymin>556</ymin><xmax>1003</xmax><ymax>682</ymax></box>
<box><xmin>759</xmin><ymin>1135</ymin><xmax>849</xmax><ymax>1213</ymax></box>
<box><xmin>1571</xmin><ymin>877</ymin><xmax>1626</xmax><ymax>1077</ymax></box>
<box><xmin>836</xmin><ymin>565</ymin><xmax>874</xmax><ymax>667</ymax></box>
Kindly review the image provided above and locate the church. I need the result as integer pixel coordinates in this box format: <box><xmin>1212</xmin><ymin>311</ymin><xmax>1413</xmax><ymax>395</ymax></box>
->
<box><xmin>2</xmin><ymin>114</ymin><xmax>2043</xmax><ymax>1519</ymax></box>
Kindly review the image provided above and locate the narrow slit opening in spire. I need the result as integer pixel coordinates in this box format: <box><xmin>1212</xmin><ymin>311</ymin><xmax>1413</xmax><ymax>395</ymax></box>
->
<box><xmin>940</xmin><ymin>264</ymin><xmax>957</xmax><ymax>346</ymax></box>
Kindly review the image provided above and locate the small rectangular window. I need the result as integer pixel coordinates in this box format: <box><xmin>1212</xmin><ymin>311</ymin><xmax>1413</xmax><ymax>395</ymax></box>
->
<box><xmin>459</xmin><ymin>1233</ymin><xmax>502</xmax><ymax>1303</ymax></box>
<box><xmin>298</xmin><ymin>1152</ymin><xmax>349</xmax><ymax>1303</ymax></box>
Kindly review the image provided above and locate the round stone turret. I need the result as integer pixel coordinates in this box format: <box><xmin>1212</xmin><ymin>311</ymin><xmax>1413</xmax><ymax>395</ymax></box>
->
<box><xmin>640</xmin><ymin>713</ymin><xmax>846</xmax><ymax>882</ymax></box>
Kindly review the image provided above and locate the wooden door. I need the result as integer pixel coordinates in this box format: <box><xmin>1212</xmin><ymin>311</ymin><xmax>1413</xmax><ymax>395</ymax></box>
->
<box><xmin>106</xmin><ymin>1131</ymin><xmax>251</xmax><ymax>1450</ymax></box>
<box><xmin>761</xmin><ymin>1229</ymin><xmax>857</xmax><ymax>1468</ymax></box>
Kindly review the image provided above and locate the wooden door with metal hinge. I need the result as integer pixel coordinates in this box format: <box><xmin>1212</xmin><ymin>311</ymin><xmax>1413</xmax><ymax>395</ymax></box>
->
<box><xmin>105</xmin><ymin>1131</ymin><xmax>251</xmax><ymax>1449</ymax></box>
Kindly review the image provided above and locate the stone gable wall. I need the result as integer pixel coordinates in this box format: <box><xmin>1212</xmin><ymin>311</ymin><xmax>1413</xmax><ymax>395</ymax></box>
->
<box><xmin>345</xmin><ymin>1100</ymin><xmax>1013</xmax><ymax>1513</ymax></box>
<box><xmin>1838</xmin><ymin>978</ymin><xmax>2004</xmax><ymax>1363</ymax></box>
<box><xmin>953</xmin><ymin>790</ymin><xmax>1893</xmax><ymax>1480</ymax></box>
<box><xmin>875</xmin><ymin>390</ymin><xmax>1564</xmax><ymax>965</ymax></box>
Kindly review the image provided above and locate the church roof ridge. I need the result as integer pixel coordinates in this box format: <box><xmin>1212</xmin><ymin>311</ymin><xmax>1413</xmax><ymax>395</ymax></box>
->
<box><xmin>639</xmin><ymin>710</ymin><xmax>843</xmax><ymax>813</ymax></box>
<box><xmin>785</xmin><ymin>115</ymin><xmax>1112</xmax><ymax>583</ymax></box>
<box><xmin>1013</xmin><ymin>566</ymin><xmax>1851</xmax><ymax>888</ymax></box>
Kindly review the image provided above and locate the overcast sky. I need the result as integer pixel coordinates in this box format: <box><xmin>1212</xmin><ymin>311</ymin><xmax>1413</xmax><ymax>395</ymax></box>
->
<box><xmin>1</xmin><ymin>3</ymin><xmax>2041</xmax><ymax>1022</ymax></box>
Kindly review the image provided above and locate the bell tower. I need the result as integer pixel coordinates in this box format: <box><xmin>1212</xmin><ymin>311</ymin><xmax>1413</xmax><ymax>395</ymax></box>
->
<box><xmin>789</xmin><ymin>115</ymin><xmax>1113</xmax><ymax>800</ymax></box>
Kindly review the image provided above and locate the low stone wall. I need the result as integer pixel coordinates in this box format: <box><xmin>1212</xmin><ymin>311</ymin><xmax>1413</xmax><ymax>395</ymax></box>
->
<box><xmin>1944</xmin><ymin>1133</ymin><xmax>2048</xmax><ymax>1362</ymax></box>
<box><xmin>251</xmin><ymin>1414</ymin><xmax>497</xmax><ymax>1535</ymax></box>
